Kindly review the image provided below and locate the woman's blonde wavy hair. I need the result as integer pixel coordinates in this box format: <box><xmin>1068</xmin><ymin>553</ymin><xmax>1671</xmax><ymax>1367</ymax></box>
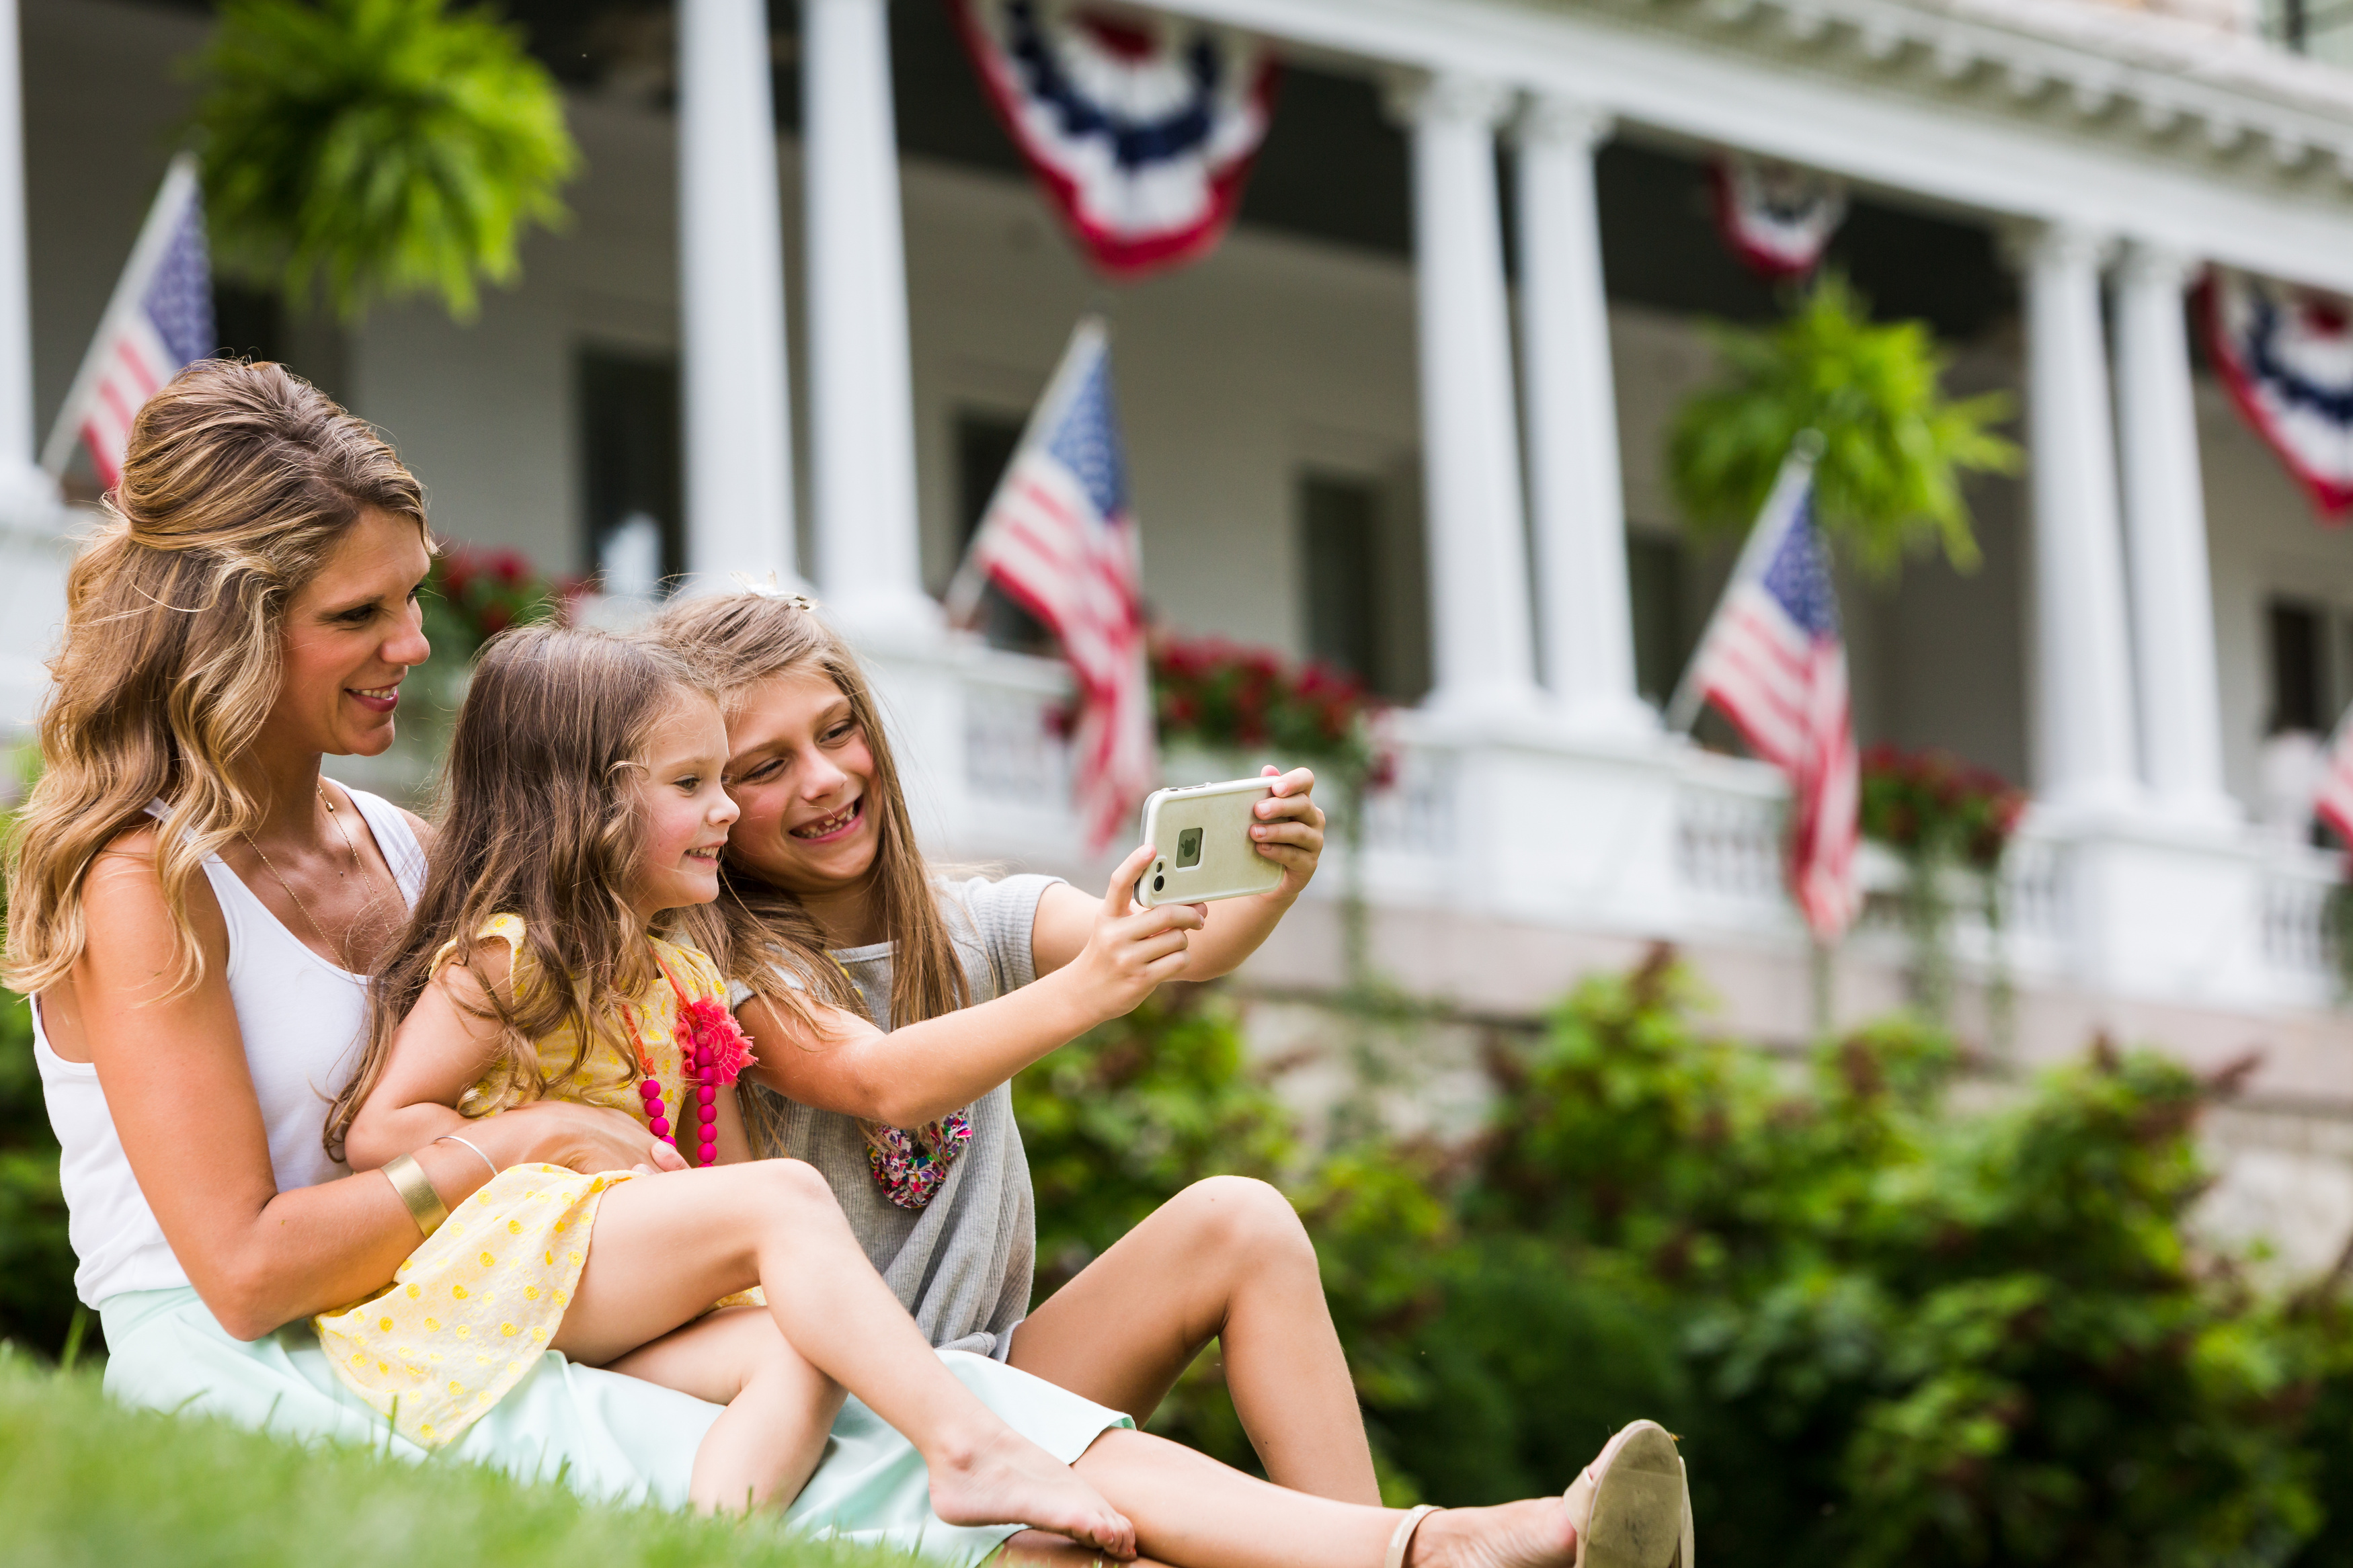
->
<box><xmin>323</xmin><ymin>624</ymin><xmax>723</xmax><ymax>1163</ymax></box>
<box><xmin>4</xmin><ymin>360</ymin><xmax>426</xmax><ymax>999</ymax></box>
<box><xmin>642</xmin><ymin>591</ymin><xmax>971</xmax><ymax>1035</ymax></box>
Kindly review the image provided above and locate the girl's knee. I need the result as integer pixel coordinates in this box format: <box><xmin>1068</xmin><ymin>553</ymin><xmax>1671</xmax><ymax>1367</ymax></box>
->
<box><xmin>1177</xmin><ymin>1175</ymin><xmax>1310</xmax><ymax>1262</ymax></box>
<box><xmin>752</xmin><ymin>1156</ymin><xmax>838</xmax><ymax>1211</ymax></box>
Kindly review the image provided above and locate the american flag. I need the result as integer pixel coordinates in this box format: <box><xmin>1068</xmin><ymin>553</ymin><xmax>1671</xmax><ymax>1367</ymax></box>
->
<box><xmin>1670</xmin><ymin>448</ymin><xmax>1860</xmax><ymax>938</ymax></box>
<box><xmin>951</xmin><ymin>317</ymin><xmax>1155</xmax><ymax>847</ymax></box>
<box><xmin>2315</xmin><ymin>716</ymin><xmax>2353</xmax><ymax>850</ymax></box>
<box><xmin>42</xmin><ymin>155</ymin><xmax>212</xmax><ymax>489</ymax></box>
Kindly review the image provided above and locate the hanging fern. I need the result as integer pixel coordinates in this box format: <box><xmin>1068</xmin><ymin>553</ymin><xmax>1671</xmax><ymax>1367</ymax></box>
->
<box><xmin>1668</xmin><ymin>274</ymin><xmax>2020</xmax><ymax>581</ymax></box>
<box><xmin>189</xmin><ymin>0</ymin><xmax>579</xmax><ymax>321</ymax></box>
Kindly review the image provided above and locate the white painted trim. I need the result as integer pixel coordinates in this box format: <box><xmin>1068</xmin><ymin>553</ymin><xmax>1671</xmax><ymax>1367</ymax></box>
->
<box><xmin>1147</xmin><ymin>0</ymin><xmax>2353</xmax><ymax>293</ymax></box>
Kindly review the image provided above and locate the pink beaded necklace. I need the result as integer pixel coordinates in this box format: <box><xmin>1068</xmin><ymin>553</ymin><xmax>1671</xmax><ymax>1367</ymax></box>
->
<box><xmin>629</xmin><ymin>948</ymin><xmax>757</xmax><ymax>1168</ymax></box>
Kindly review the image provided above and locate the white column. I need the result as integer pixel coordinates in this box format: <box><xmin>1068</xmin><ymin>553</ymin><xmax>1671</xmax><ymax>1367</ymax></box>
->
<box><xmin>678</xmin><ymin>0</ymin><xmax>797</xmax><ymax>587</ymax></box>
<box><xmin>1391</xmin><ymin>72</ymin><xmax>1540</xmax><ymax>716</ymax></box>
<box><xmin>804</xmin><ymin>0</ymin><xmax>934</xmax><ymax>641</ymax></box>
<box><xmin>2016</xmin><ymin>221</ymin><xmax>2140</xmax><ymax>813</ymax></box>
<box><xmin>0</xmin><ymin>0</ymin><xmax>42</xmax><ymax>501</ymax></box>
<box><xmin>2114</xmin><ymin>241</ymin><xmax>2235</xmax><ymax>825</ymax></box>
<box><xmin>1514</xmin><ymin>94</ymin><xmax>1648</xmax><ymax>737</ymax></box>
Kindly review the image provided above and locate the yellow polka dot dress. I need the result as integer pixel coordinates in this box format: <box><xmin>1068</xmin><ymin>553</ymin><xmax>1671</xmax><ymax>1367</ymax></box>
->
<box><xmin>317</xmin><ymin>1163</ymin><xmax>627</xmax><ymax>1447</ymax></box>
<box><xmin>316</xmin><ymin>914</ymin><xmax>734</xmax><ymax>1450</ymax></box>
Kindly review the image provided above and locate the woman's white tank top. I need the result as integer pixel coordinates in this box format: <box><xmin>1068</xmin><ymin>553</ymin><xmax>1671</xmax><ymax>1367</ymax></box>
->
<box><xmin>30</xmin><ymin>786</ymin><xmax>426</xmax><ymax>1308</ymax></box>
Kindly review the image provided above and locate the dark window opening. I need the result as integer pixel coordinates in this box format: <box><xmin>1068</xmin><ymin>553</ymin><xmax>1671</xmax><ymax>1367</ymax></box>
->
<box><xmin>579</xmin><ymin>347</ymin><xmax>684</xmax><ymax>595</ymax></box>
<box><xmin>1627</xmin><ymin>532</ymin><xmax>1691</xmax><ymax>710</ymax></box>
<box><xmin>953</xmin><ymin>409</ymin><xmax>1053</xmax><ymax>655</ymax></box>
<box><xmin>1295</xmin><ymin>470</ymin><xmax>1429</xmax><ymax>704</ymax></box>
<box><xmin>1300</xmin><ymin>474</ymin><xmax>1379</xmax><ymax>686</ymax></box>
<box><xmin>2270</xmin><ymin>598</ymin><xmax>2327</xmax><ymax>735</ymax></box>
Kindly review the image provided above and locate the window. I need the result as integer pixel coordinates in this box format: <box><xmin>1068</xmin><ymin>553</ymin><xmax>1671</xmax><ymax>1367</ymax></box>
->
<box><xmin>1295</xmin><ymin>470</ymin><xmax>1429</xmax><ymax>703</ymax></box>
<box><xmin>1627</xmin><ymin>532</ymin><xmax>1691</xmax><ymax>709</ymax></box>
<box><xmin>1300</xmin><ymin>474</ymin><xmax>1379</xmax><ymax>686</ymax></box>
<box><xmin>211</xmin><ymin>282</ymin><xmax>347</xmax><ymax>403</ymax></box>
<box><xmin>579</xmin><ymin>348</ymin><xmax>683</xmax><ymax>596</ymax></box>
<box><xmin>953</xmin><ymin>408</ymin><xmax>1053</xmax><ymax>654</ymax></box>
<box><xmin>2269</xmin><ymin>597</ymin><xmax>2330</xmax><ymax>735</ymax></box>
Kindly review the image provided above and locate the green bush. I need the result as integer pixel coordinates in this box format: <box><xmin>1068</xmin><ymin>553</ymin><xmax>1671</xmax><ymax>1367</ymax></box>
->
<box><xmin>1020</xmin><ymin>951</ymin><xmax>2353</xmax><ymax>1568</ymax></box>
<box><xmin>1</xmin><ymin>782</ymin><xmax>78</xmax><ymax>1361</ymax></box>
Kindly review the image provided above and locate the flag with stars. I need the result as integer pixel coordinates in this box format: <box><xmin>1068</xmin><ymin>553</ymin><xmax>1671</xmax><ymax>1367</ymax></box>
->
<box><xmin>955</xmin><ymin>317</ymin><xmax>1155</xmax><ymax>848</ymax></box>
<box><xmin>42</xmin><ymin>154</ymin><xmax>212</xmax><ymax>489</ymax></box>
<box><xmin>1679</xmin><ymin>450</ymin><xmax>1860</xmax><ymax>938</ymax></box>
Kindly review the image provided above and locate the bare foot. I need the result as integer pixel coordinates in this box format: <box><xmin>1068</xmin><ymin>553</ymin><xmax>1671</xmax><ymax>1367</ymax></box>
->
<box><xmin>1410</xmin><ymin>1499</ymin><xmax>1579</xmax><ymax>1568</ymax></box>
<box><xmin>928</xmin><ymin>1426</ymin><xmax>1138</xmax><ymax>1560</ymax></box>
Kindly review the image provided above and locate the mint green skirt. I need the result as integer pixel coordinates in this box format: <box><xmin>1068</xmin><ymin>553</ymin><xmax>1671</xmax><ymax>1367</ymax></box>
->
<box><xmin>100</xmin><ymin>1288</ymin><xmax>1129</xmax><ymax>1563</ymax></box>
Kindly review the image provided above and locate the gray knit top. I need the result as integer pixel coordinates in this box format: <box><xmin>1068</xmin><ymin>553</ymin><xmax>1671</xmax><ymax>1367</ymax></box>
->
<box><xmin>735</xmin><ymin>873</ymin><xmax>1060</xmax><ymax>1360</ymax></box>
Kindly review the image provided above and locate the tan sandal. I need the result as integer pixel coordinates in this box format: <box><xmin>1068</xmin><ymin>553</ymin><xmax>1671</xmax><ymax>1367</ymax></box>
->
<box><xmin>1562</xmin><ymin>1421</ymin><xmax>1693</xmax><ymax>1568</ymax></box>
<box><xmin>1379</xmin><ymin>1422</ymin><xmax>1693</xmax><ymax>1568</ymax></box>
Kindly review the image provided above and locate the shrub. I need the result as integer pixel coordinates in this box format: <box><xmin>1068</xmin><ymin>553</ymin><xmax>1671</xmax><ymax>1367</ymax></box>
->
<box><xmin>1022</xmin><ymin>953</ymin><xmax>2352</xmax><ymax>1567</ymax></box>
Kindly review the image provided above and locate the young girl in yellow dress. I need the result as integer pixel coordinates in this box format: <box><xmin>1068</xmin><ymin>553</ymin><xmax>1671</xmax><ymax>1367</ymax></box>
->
<box><xmin>314</xmin><ymin>624</ymin><xmax>1134</xmax><ymax>1555</ymax></box>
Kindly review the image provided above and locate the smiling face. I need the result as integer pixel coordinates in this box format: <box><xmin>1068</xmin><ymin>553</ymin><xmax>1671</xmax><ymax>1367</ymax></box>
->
<box><xmin>720</xmin><ymin>670</ymin><xmax>881</xmax><ymax>901</ymax></box>
<box><xmin>261</xmin><ymin>507</ymin><xmax>432</xmax><ymax>759</ymax></box>
<box><xmin>630</xmin><ymin>690</ymin><xmax>742</xmax><ymax>917</ymax></box>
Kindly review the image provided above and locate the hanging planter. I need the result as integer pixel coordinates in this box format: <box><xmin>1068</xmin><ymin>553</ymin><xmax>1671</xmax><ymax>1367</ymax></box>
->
<box><xmin>188</xmin><ymin>0</ymin><xmax>578</xmax><ymax>321</ymax></box>
<box><xmin>1668</xmin><ymin>273</ymin><xmax>2020</xmax><ymax>581</ymax></box>
<box><xmin>2202</xmin><ymin>267</ymin><xmax>2353</xmax><ymax>522</ymax></box>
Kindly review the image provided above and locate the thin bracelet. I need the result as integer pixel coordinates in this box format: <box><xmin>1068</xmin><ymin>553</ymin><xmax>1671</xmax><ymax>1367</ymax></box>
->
<box><xmin>434</xmin><ymin>1133</ymin><xmax>500</xmax><ymax>1182</ymax></box>
<box><xmin>381</xmin><ymin>1153</ymin><xmax>449</xmax><ymax>1237</ymax></box>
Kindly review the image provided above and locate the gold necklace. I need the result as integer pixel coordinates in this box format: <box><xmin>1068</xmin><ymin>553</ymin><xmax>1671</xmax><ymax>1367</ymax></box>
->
<box><xmin>240</xmin><ymin>784</ymin><xmax>392</xmax><ymax>970</ymax></box>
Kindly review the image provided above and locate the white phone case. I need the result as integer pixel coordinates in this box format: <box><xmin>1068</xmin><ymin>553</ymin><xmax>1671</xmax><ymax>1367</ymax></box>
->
<box><xmin>1134</xmin><ymin>777</ymin><xmax>1285</xmax><ymax>908</ymax></box>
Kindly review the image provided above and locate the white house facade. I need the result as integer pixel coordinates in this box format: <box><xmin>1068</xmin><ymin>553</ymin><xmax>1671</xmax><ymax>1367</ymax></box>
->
<box><xmin>9</xmin><ymin>0</ymin><xmax>2353</xmax><ymax>1257</ymax></box>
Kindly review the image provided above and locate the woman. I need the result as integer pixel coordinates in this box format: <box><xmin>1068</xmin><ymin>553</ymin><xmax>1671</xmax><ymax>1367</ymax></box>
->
<box><xmin>9</xmin><ymin>359</ymin><xmax>1686</xmax><ymax>1568</ymax></box>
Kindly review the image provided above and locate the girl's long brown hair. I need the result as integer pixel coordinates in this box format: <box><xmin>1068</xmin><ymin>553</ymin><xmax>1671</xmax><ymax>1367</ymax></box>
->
<box><xmin>5</xmin><ymin>360</ymin><xmax>426</xmax><ymax>998</ymax></box>
<box><xmin>642</xmin><ymin>591</ymin><xmax>970</xmax><ymax>1037</ymax></box>
<box><xmin>323</xmin><ymin>624</ymin><xmax>720</xmax><ymax>1161</ymax></box>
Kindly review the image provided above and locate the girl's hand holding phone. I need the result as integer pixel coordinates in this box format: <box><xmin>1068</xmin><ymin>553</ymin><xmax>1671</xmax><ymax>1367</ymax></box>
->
<box><xmin>1066</xmin><ymin>843</ymin><xmax>1206</xmax><ymax>1022</ymax></box>
<box><xmin>1247</xmin><ymin>766</ymin><xmax>1325</xmax><ymax>899</ymax></box>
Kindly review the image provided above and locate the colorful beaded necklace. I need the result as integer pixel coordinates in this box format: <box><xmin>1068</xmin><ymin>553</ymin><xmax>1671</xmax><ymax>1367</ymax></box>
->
<box><xmin>630</xmin><ymin>948</ymin><xmax>757</xmax><ymax>1168</ymax></box>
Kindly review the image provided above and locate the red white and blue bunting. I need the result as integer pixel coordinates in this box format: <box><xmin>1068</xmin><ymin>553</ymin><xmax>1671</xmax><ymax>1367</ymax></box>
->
<box><xmin>1710</xmin><ymin>153</ymin><xmax>1847</xmax><ymax>281</ymax></box>
<box><xmin>2204</xmin><ymin>267</ymin><xmax>2353</xmax><ymax>521</ymax></box>
<box><xmin>951</xmin><ymin>0</ymin><xmax>1279</xmax><ymax>278</ymax></box>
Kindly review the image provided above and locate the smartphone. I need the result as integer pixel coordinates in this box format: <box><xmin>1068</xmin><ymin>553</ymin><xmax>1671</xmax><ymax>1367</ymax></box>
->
<box><xmin>1134</xmin><ymin>777</ymin><xmax>1285</xmax><ymax>909</ymax></box>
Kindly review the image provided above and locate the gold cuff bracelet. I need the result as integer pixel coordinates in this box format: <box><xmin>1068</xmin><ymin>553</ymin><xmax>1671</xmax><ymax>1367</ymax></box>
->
<box><xmin>382</xmin><ymin>1153</ymin><xmax>449</xmax><ymax>1238</ymax></box>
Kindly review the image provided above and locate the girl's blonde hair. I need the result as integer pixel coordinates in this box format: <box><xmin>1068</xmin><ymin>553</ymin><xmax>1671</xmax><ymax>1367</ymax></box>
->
<box><xmin>642</xmin><ymin>591</ymin><xmax>969</xmax><ymax>1033</ymax></box>
<box><xmin>5</xmin><ymin>360</ymin><xmax>427</xmax><ymax>998</ymax></box>
<box><xmin>324</xmin><ymin>624</ymin><xmax>721</xmax><ymax>1162</ymax></box>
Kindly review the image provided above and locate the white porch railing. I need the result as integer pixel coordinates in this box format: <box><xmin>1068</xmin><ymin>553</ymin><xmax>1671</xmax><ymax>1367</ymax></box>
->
<box><xmin>862</xmin><ymin>638</ymin><xmax>2350</xmax><ymax>1022</ymax></box>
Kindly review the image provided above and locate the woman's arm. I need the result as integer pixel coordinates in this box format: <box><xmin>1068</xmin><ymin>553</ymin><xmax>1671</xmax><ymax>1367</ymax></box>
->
<box><xmin>63</xmin><ymin>840</ymin><xmax>685</xmax><ymax>1339</ymax></box>
<box><xmin>740</xmin><ymin>845</ymin><xmax>1202</xmax><ymax>1128</ymax></box>
<box><xmin>1031</xmin><ymin>766</ymin><xmax>1326</xmax><ymax>983</ymax></box>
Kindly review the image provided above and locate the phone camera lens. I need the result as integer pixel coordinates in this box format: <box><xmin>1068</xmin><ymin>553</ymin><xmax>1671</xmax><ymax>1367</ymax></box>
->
<box><xmin>1152</xmin><ymin>875</ymin><xmax>1166</xmax><ymax>892</ymax></box>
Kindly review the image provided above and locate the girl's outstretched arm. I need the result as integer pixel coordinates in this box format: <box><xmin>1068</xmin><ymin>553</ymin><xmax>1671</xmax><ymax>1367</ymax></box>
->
<box><xmin>739</xmin><ymin>845</ymin><xmax>1203</xmax><ymax>1129</ymax></box>
<box><xmin>1031</xmin><ymin>766</ymin><xmax>1324</xmax><ymax>985</ymax></box>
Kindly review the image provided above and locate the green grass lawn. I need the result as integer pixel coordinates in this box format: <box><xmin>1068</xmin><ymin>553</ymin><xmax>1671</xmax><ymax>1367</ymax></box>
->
<box><xmin>0</xmin><ymin>1348</ymin><xmax>916</xmax><ymax>1568</ymax></box>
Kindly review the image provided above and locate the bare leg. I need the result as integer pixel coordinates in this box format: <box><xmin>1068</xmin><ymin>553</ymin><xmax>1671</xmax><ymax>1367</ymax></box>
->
<box><xmin>606</xmin><ymin>1305</ymin><xmax>846</xmax><ymax>1514</ymax></box>
<box><xmin>553</xmin><ymin>1160</ymin><xmax>1134</xmax><ymax>1557</ymax></box>
<box><xmin>1007</xmin><ymin>1428</ymin><xmax>1587</xmax><ymax>1568</ymax></box>
<box><xmin>1010</xmin><ymin>1176</ymin><xmax>1378</xmax><ymax>1503</ymax></box>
